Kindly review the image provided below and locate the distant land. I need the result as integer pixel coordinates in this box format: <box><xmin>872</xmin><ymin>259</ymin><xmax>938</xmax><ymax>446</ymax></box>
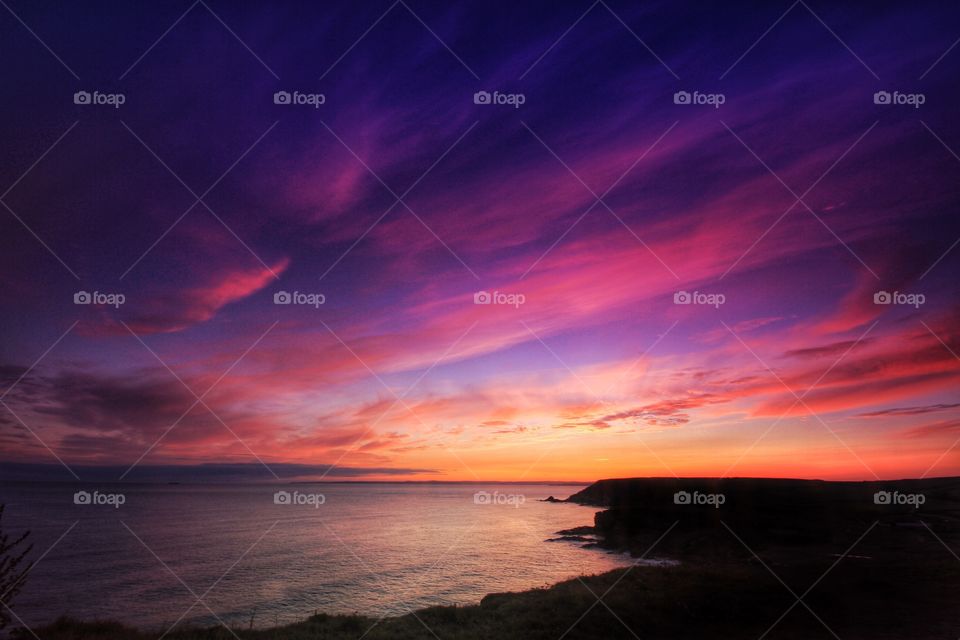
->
<box><xmin>18</xmin><ymin>475</ymin><xmax>960</xmax><ymax>639</ymax></box>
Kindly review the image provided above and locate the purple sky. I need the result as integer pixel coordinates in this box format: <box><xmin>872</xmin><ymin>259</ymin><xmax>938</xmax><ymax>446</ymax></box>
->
<box><xmin>1</xmin><ymin>0</ymin><xmax>959</xmax><ymax>482</ymax></box>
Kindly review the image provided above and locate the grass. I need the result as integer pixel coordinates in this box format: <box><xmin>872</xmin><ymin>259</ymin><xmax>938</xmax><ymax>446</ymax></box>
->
<box><xmin>19</xmin><ymin>550</ymin><xmax>960</xmax><ymax>639</ymax></box>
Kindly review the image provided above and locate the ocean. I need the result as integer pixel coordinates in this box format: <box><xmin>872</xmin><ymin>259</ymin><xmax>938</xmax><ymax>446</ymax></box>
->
<box><xmin>0</xmin><ymin>482</ymin><xmax>629</xmax><ymax>631</ymax></box>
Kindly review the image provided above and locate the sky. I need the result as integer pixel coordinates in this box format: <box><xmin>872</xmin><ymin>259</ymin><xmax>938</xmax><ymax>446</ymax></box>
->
<box><xmin>1</xmin><ymin>0</ymin><xmax>959</xmax><ymax>483</ymax></box>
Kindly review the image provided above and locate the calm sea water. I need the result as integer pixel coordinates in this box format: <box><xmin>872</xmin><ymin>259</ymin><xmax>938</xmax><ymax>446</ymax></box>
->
<box><xmin>0</xmin><ymin>482</ymin><xmax>629</xmax><ymax>630</ymax></box>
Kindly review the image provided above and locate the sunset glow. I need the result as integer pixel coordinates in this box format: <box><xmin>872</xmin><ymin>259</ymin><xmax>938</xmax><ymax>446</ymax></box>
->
<box><xmin>1</xmin><ymin>1</ymin><xmax>958</xmax><ymax>484</ymax></box>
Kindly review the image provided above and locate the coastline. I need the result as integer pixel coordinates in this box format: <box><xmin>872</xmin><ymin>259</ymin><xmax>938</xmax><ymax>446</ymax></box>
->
<box><xmin>15</xmin><ymin>476</ymin><xmax>960</xmax><ymax>639</ymax></box>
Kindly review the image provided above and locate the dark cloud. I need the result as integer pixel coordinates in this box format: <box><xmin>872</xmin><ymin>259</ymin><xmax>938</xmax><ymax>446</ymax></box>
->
<box><xmin>0</xmin><ymin>462</ymin><xmax>440</xmax><ymax>483</ymax></box>
<box><xmin>861</xmin><ymin>403</ymin><xmax>960</xmax><ymax>418</ymax></box>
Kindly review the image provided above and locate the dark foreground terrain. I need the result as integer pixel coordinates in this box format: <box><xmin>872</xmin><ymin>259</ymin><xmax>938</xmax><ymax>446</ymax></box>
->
<box><xmin>18</xmin><ymin>477</ymin><xmax>960</xmax><ymax>639</ymax></box>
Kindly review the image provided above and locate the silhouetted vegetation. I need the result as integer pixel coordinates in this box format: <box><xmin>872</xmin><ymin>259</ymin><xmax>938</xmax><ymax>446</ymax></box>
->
<box><xmin>0</xmin><ymin>504</ymin><xmax>32</xmax><ymax>632</ymax></box>
<box><xmin>14</xmin><ymin>478</ymin><xmax>960</xmax><ymax>639</ymax></box>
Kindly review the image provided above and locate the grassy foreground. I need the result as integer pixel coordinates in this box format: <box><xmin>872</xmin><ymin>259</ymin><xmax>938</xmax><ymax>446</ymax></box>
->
<box><xmin>21</xmin><ymin>553</ymin><xmax>960</xmax><ymax>640</ymax></box>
